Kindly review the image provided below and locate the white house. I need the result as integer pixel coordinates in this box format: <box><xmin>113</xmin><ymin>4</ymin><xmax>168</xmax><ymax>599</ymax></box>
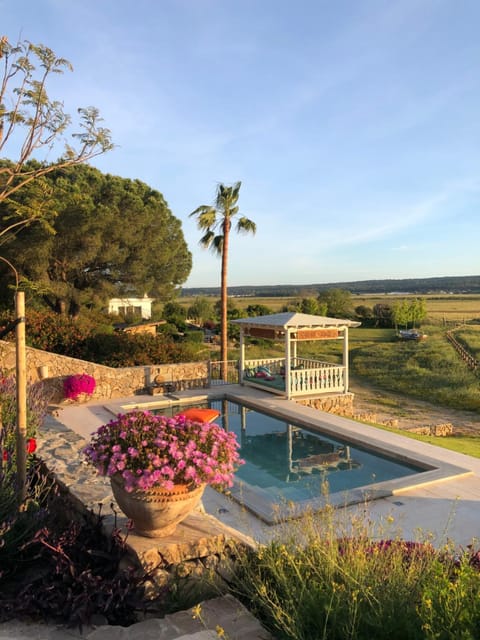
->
<box><xmin>108</xmin><ymin>294</ymin><xmax>154</xmax><ymax>320</ymax></box>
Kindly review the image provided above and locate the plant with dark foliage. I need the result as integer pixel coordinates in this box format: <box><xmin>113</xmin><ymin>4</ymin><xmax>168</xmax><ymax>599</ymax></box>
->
<box><xmin>0</xmin><ymin>495</ymin><xmax>163</xmax><ymax>627</ymax></box>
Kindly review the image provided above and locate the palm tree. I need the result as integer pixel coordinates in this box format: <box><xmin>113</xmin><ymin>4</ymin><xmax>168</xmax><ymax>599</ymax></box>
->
<box><xmin>190</xmin><ymin>182</ymin><xmax>256</xmax><ymax>379</ymax></box>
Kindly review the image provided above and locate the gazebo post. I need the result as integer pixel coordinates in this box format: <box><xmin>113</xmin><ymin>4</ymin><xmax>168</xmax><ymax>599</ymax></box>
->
<box><xmin>285</xmin><ymin>328</ymin><xmax>292</xmax><ymax>400</ymax></box>
<box><xmin>343</xmin><ymin>327</ymin><xmax>349</xmax><ymax>393</ymax></box>
<box><xmin>239</xmin><ymin>328</ymin><xmax>245</xmax><ymax>383</ymax></box>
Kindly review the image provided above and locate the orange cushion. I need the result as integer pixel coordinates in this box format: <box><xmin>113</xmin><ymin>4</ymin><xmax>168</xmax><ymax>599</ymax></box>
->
<box><xmin>176</xmin><ymin>408</ymin><xmax>220</xmax><ymax>423</ymax></box>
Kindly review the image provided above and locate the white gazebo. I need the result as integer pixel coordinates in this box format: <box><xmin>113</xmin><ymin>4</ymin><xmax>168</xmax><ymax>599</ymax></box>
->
<box><xmin>232</xmin><ymin>312</ymin><xmax>361</xmax><ymax>399</ymax></box>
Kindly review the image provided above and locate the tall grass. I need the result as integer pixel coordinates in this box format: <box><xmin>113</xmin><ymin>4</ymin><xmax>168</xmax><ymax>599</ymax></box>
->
<box><xmin>0</xmin><ymin>373</ymin><xmax>55</xmax><ymax>579</ymax></box>
<box><xmin>229</xmin><ymin>506</ymin><xmax>480</xmax><ymax>640</ymax></box>
<box><xmin>350</xmin><ymin>325</ymin><xmax>480</xmax><ymax>411</ymax></box>
<box><xmin>454</xmin><ymin>326</ymin><xmax>480</xmax><ymax>361</ymax></box>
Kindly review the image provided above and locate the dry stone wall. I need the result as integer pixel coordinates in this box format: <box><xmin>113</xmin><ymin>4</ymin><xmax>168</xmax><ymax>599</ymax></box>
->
<box><xmin>297</xmin><ymin>392</ymin><xmax>354</xmax><ymax>415</ymax></box>
<box><xmin>0</xmin><ymin>340</ymin><xmax>208</xmax><ymax>403</ymax></box>
<box><xmin>38</xmin><ymin>413</ymin><xmax>255</xmax><ymax>601</ymax></box>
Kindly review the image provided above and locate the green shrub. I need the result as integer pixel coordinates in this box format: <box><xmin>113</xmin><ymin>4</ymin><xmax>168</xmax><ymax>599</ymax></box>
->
<box><xmin>80</xmin><ymin>332</ymin><xmax>201</xmax><ymax>366</ymax></box>
<box><xmin>0</xmin><ymin>310</ymin><xmax>96</xmax><ymax>358</ymax></box>
<box><xmin>183</xmin><ymin>329</ymin><xmax>204</xmax><ymax>344</ymax></box>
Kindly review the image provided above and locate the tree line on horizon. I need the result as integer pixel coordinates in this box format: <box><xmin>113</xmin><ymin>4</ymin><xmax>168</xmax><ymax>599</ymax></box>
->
<box><xmin>181</xmin><ymin>274</ymin><xmax>480</xmax><ymax>298</ymax></box>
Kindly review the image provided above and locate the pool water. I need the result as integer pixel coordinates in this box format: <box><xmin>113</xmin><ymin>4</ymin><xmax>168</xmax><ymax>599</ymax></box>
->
<box><xmin>154</xmin><ymin>399</ymin><xmax>427</xmax><ymax>508</ymax></box>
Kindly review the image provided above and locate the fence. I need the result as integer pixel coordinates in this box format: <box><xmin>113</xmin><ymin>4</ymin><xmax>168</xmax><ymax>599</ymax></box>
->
<box><xmin>445</xmin><ymin>329</ymin><xmax>479</xmax><ymax>372</ymax></box>
<box><xmin>208</xmin><ymin>360</ymin><xmax>240</xmax><ymax>385</ymax></box>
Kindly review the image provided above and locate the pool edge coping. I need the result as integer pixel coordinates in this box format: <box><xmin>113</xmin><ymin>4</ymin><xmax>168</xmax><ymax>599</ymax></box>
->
<box><xmin>103</xmin><ymin>387</ymin><xmax>474</xmax><ymax>525</ymax></box>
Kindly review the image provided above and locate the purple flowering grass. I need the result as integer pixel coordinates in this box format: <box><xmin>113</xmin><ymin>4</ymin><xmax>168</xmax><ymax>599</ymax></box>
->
<box><xmin>0</xmin><ymin>373</ymin><xmax>51</xmax><ymax>438</ymax></box>
<box><xmin>83</xmin><ymin>410</ymin><xmax>244</xmax><ymax>492</ymax></box>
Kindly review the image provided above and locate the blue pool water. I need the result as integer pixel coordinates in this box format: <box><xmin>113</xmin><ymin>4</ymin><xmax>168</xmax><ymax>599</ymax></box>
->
<box><xmin>153</xmin><ymin>399</ymin><xmax>427</xmax><ymax>506</ymax></box>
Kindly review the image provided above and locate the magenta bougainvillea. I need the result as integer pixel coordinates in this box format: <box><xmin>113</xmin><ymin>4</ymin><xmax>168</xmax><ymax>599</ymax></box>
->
<box><xmin>63</xmin><ymin>374</ymin><xmax>96</xmax><ymax>400</ymax></box>
<box><xmin>83</xmin><ymin>410</ymin><xmax>244</xmax><ymax>492</ymax></box>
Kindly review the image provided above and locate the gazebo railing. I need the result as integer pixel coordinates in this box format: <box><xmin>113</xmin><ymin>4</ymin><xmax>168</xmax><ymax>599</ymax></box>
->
<box><xmin>243</xmin><ymin>357</ymin><xmax>346</xmax><ymax>396</ymax></box>
<box><xmin>243</xmin><ymin>357</ymin><xmax>284</xmax><ymax>375</ymax></box>
<box><xmin>288</xmin><ymin>364</ymin><xmax>345</xmax><ymax>396</ymax></box>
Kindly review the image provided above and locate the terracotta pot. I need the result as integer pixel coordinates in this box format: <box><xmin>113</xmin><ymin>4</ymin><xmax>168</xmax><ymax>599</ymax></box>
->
<box><xmin>110</xmin><ymin>475</ymin><xmax>206</xmax><ymax>537</ymax></box>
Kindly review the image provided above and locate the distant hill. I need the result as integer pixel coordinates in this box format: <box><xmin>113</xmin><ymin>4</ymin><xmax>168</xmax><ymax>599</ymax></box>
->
<box><xmin>181</xmin><ymin>275</ymin><xmax>480</xmax><ymax>297</ymax></box>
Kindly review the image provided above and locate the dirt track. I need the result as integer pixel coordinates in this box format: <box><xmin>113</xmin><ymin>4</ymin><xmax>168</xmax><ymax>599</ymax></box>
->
<box><xmin>349</xmin><ymin>378</ymin><xmax>480</xmax><ymax>436</ymax></box>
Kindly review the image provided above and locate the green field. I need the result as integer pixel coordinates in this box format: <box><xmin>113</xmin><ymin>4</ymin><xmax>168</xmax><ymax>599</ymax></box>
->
<box><xmin>180</xmin><ymin>293</ymin><xmax>480</xmax><ymax>323</ymax></box>
<box><xmin>179</xmin><ymin>293</ymin><xmax>480</xmax><ymax>457</ymax></box>
<box><xmin>352</xmin><ymin>293</ymin><xmax>480</xmax><ymax>323</ymax></box>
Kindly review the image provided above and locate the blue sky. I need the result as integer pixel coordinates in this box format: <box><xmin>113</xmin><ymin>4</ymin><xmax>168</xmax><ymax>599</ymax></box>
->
<box><xmin>2</xmin><ymin>0</ymin><xmax>480</xmax><ymax>288</ymax></box>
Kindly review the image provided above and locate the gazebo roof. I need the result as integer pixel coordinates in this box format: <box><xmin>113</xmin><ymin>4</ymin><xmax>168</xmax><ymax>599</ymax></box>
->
<box><xmin>232</xmin><ymin>312</ymin><xmax>360</xmax><ymax>331</ymax></box>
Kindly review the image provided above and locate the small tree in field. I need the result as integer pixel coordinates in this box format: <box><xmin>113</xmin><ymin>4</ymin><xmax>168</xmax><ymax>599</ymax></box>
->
<box><xmin>392</xmin><ymin>298</ymin><xmax>427</xmax><ymax>330</ymax></box>
<box><xmin>188</xmin><ymin>296</ymin><xmax>213</xmax><ymax>326</ymax></box>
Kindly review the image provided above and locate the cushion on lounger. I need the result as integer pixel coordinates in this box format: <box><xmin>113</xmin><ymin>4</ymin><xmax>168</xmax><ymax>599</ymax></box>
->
<box><xmin>255</xmin><ymin>370</ymin><xmax>275</xmax><ymax>381</ymax></box>
<box><xmin>257</xmin><ymin>366</ymin><xmax>273</xmax><ymax>376</ymax></box>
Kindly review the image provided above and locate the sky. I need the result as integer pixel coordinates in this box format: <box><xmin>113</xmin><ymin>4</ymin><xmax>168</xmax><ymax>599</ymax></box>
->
<box><xmin>2</xmin><ymin>0</ymin><xmax>480</xmax><ymax>288</ymax></box>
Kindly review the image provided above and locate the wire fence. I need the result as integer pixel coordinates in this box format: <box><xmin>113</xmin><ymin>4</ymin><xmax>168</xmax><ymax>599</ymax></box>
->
<box><xmin>209</xmin><ymin>360</ymin><xmax>239</xmax><ymax>385</ymax></box>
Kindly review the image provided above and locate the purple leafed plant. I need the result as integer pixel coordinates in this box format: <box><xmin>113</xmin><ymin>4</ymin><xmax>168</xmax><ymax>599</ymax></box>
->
<box><xmin>63</xmin><ymin>374</ymin><xmax>96</xmax><ymax>401</ymax></box>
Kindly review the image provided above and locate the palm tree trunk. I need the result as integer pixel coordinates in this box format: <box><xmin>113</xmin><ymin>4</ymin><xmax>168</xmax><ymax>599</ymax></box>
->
<box><xmin>220</xmin><ymin>219</ymin><xmax>230</xmax><ymax>380</ymax></box>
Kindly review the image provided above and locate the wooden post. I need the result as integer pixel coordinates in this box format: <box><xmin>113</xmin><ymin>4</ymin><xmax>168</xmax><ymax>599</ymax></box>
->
<box><xmin>343</xmin><ymin>327</ymin><xmax>349</xmax><ymax>393</ymax></box>
<box><xmin>15</xmin><ymin>290</ymin><xmax>27</xmax><ymax>503</ymax></box>
<box><xmin>239</xmin><ymin>329</ymin><xmax>245</xmax><ymax>383</ymax></box>
<box><xmin>0</xmin><ymin>405</ymin><xmax>3</xmax><ymax>477</ymax></box>
<box><xmin>285</xmin><ymin>329</ymin><xmax>292</xmax><ymax>400</ymax></box>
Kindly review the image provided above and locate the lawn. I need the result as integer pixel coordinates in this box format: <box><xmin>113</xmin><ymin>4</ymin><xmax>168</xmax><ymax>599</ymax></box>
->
<box><xmin>362</xmin><ymin>421</ymin><xmax>480</xmax><ymax>458</ymax></box>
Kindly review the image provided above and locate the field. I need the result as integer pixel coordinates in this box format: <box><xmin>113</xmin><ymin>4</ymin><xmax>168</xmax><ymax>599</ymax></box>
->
<box><xmin>352</xmin><ymin>293</ymin><xmax>480</xmax><ymax>324</ymax></box>
<box><xmin>180</xmin><ymin>292</ymin><xmax>480</xmax><ymax>418</ymax></box>
<box><xmin>180</xmin><ymin>293</ymin><xmax>480</xmax><ymax>323</ymax></box>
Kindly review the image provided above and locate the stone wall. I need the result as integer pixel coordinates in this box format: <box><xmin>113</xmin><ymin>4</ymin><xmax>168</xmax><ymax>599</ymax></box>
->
<box><xmin>38</xmin><ymin>413</ymin><xmax>254</xmax><ymax>600</ymax></box>
<box><xmin>296</xmin><ymin>392</ymin><xmax>354</xmax><ymax>416</ymax></box>
<box><xmin>0</xmin><ymin>340</ymin><xmax>208</xmax><ymax>403</ymax></box>
<box><xmin>407</xmin><ymin>423</ymin><xmax>454</xmax><ymax>437</ymax></box>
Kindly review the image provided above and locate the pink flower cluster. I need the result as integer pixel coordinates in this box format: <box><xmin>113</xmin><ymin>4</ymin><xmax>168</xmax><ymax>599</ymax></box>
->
<box><xmin>63</xmin><ymin>374</ymin><xmax>96</xmax><ymax>400</ymax></box>
<box><xmin>83</xmin><ymin>410</ymin><xmax>244</xmax><ymax>492</ymax></box>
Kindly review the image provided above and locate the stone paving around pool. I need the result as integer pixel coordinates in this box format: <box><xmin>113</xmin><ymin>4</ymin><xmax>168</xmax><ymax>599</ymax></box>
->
<box><xmin>16</xmin><ymin>383</ymin><xmax>480</xmax><ymax>640</ymax></box>
<box><xmin>43</xmin><ymin>384</ymin><xmax>480</xmax><ymax>549</ymax></box>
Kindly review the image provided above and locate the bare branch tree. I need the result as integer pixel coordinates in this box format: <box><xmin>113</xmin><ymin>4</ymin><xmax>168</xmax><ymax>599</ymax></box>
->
<box><xmin>0</xmin><ymin>36</ymin><xmax>113</xmax><ymax>240</ymax></box>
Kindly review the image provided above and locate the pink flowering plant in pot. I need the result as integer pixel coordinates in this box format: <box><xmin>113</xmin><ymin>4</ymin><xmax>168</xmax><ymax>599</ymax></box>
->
<box><xmin>63</xmin><ymin>374</ymin><xmax>96</xmax><ymax>401</ymax></box>
<box><xmin>83</xmin><ymin>410</ymin><xmax>244</xmax><ymax>493</ymax></box>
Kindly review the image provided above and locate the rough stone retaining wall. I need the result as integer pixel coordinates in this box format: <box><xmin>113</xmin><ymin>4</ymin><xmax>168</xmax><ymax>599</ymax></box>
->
<box><xmin>38</xmin><ymin>413</ymin><xmax>254</xmax><ymax>599</ymax></box>
<box><xmin>296</xmin><ymin>392</ymin><xmax>354</xmax><ymax>415</ymax></box>
<box><xmin>407</xmin><ymin>423</ymin><xmax>454</xmax><ymax>437</ymax></box>
<box><xmin>0</xmin><ymin>340</ymin><xmax>208</xmax><ymax>403</ymax></box>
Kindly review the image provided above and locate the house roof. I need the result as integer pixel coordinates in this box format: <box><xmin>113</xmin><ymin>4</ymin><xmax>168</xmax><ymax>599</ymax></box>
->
<box><xmin>232</xmin><ymin>312</ymin><xmax>361</xmax><ymax>330</ymax></box>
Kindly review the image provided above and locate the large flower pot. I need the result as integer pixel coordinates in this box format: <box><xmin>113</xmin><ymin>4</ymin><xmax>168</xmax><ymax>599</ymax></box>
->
<box><xmin>110</xmin><ymin>475</ymin><xmax>206</xmax><ymax>538</ymax></box>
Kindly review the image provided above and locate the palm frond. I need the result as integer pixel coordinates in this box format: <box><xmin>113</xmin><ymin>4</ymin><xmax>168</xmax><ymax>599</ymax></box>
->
<box><xmin>212</xmin><ymin>234</ymin><xmax>224</xmax><ymax>255</ymax></box>
<box><xmin>190</xmin><ymin>206</ymin><xmax>217</xmax><ymax>230</ymax></box>
<box><xmin>199</xmin><ymin>229</ymin><xmax>215</xmax><ymax>249</ymax></box>
<box><xmin>215</xmin><ymin>181</ymin><xmax>241</xmax><ymax>211</ymax></box>
<box><xmin>237</xmin><ymin>216</ymin><xmax>256</xmax><ymax>234</ymax></box>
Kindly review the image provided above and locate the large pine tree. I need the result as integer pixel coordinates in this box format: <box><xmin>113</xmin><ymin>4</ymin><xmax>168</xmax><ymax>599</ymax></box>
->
<box><xmin>0</xmin><ymin>164</ymin><xmax>192</xmax><ymax>315</ymax></box>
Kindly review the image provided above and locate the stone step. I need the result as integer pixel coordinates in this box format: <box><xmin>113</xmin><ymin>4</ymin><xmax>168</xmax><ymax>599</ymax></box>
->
<box><xmin>0</xmin><ymin>596</ymin><xmax>275</xmax><ymax>640</ymax></box>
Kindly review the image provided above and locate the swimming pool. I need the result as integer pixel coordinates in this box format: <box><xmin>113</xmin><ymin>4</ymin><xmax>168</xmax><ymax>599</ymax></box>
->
<box><xmin>143</xmin><ymin>396</ymin><xmax>441</xmax><ymax>523</ymax></box>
